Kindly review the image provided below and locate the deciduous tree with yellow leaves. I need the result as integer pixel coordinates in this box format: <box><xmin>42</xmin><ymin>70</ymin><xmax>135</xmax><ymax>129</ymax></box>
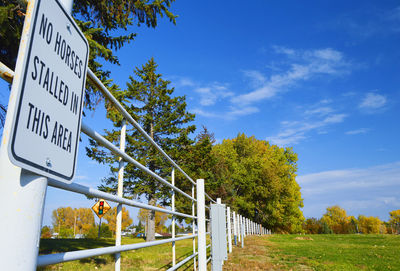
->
<box><xmin>321</xmin><ymin>205</ymin><xmax>351</xmax><ymax>234</ymax></box>
<box><xmin>52</xmin><ymin>207</ymin><xmax>95</xmax><ymax>237</ymax></box>
<box><xmin>103</xmin><ymin>207</ymin><xmax>133</xmax><ymax>236</ymax></box>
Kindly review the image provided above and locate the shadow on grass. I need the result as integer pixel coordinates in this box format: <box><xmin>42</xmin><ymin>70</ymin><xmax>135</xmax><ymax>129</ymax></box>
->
<box><xmin>39</xmin><ymin>238</ymin><xmax>115</xmax><ymax>270</ymax></box>
<box><xmin>39</xmin><ymin>238</ymin><xmax>114</xmax><ymax>254</ymax></box>
<box><xmin>157</xmin><ymin>250</ymin><xmax>195</xmax><ymax>271</ymax></box>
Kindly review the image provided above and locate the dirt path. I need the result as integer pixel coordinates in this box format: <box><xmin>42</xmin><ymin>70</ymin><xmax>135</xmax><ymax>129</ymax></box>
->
<box><xmin>222</xmin><ymin>236</ymin><xmax>312</xmax><ymax>271</ymax></box>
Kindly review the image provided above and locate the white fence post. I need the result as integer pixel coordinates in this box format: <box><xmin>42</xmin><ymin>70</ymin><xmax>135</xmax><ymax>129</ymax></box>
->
<box><xmin>242</xmin><ymin>217</ymin><xmax>245</xmax><ymax>237</ymax></box>
<box><xmin>227</xmin><ymin>207</ymin><xmax>232</xmax><ymax>253</ymax></box>
<box><xmin>245</xmin><ymin>217</ymin><xmax>247</xmax><ymax>237</ymax></box>
<box><xmin>250</xmin><ymin>221</ymin><xmax>252</xmax><ymax>235</ymax></box>
<box><xmin>171</xmin><ymin>168</ymin><xmax>176</xmax><ymax>266</ymax></box>
<box><xmin>0</xmin><ymin>0</ymin><xmax>48</xmax><ymax>269</ymax></box>
<box><xmin>232</xmin><ymin>211</ymin><xmax>237</xmax><ymax>246</ymax></box>
<box><xmin>115</xmin><ymin>119</ymin><xmax>126</xmax><ymax>271</ymax></box>
<box><xmin>241</xmin><ymin>216</ymin><xmax>244</xmax><ymax>247</ymax></box>
<box><xmin>237</xmin><ymin>214</ymin><xmax>241</xmax><ymax>243</ymax></box>
<box><xmin>192</xmin><ymin>184</ymin><xmax>197</xmax><ymax>271</ymax></box>
<box><xmin>197</xmin><ymin>179</ymin><xmax>207</xmax><ymax>271</ymax></box>
<box><xmin>249</xmin><ymin>221</ymin><xmax>251</xmax><ymax>235</ymax></box>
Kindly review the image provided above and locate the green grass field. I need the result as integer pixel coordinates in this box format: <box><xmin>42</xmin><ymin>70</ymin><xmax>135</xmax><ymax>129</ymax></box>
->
<box><xmin>269</xmin><ymin>234</ymin><xmax>400</xmax><ymax>270</ymax></box>
<box><xmin>39</xmin><ymin>234</ymin><xmax>400</xmax><ymax>270</ymax></box>
<box><xmin>224</xmin><ymin>234</ymin><xmax>400</xmax><ymax>270</ymax></box>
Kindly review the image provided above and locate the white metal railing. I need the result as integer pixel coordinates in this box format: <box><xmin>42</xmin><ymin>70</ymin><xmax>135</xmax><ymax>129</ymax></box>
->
<box><xmin>0</xmin><ymin>1</ymin><xmax>271</xmax><ymax>269</ymax></box>
<box><xmin>37</xmin><ymin>234</ymin><xmax>197</xmax><ymax>267</ymax></box>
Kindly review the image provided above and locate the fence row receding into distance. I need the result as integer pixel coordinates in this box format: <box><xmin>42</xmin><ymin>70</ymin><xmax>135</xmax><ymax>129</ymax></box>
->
<box><xmin>0</xmin><ymin>0</ymin><xmax>271</xmax><ymax>270</ymax></box>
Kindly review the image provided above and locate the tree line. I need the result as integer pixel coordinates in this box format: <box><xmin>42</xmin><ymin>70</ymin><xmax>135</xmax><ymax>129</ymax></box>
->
<box><xmin>304</xmin><ymin>206</ymin><xmax>400</xmax><ymax>234</ymax></box>
<box><xmin>46</xmin><ymin>206</ymin><xmax>132</xmax><ymax>238</ymax></box>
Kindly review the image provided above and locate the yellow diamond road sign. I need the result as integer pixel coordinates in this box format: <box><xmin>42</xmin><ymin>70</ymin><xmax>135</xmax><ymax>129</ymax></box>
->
<box><xmin>92</xmin><ymin>199</ymin><xmax>111</xmax><ymax>219</ymax></box>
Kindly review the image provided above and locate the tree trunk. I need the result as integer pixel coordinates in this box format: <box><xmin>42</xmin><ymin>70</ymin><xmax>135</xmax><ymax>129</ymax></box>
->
<box><xmin>146</xmin><ymin>196</ymin><xmax>156</xmax><ymax>241</ymax></box>
<box><xmin>145</xmin><ymin>117</ymin><xmax>157</xmax><ymax>242</ymax></box>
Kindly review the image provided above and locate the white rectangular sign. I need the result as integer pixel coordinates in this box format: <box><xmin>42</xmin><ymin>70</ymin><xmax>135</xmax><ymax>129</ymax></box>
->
<box><xmin>8</xmin><ymin>0</ymin><xmax>89</xmax><ymax>183</ymax></box>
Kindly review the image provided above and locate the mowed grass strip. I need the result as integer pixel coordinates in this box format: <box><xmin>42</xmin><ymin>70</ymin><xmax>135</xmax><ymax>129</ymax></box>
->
<box><xmin>224</xmin><ymin>234</ymin><xmax>400</xmax><ymax>271</ymax></box>
<box><xmin>38</xmin><ymin>237</ymin><xmax>201</xmax><ymax>271</ymax></box>
<box><xmin>223</xmin><ymin>236</ymin><xmax>290</xmax><ymax>271</ymax></box>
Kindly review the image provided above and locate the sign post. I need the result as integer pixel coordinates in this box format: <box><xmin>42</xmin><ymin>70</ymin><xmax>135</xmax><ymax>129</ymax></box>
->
<box><xmin>92</xmin><ymin>199</ymin><xmax>111</xmax><ymax>238</ymax></box>
<box><xmin>0</xmin><ymin>0</ymin><xmax>85</xmax><ymax>269</ymax></box>
<box><xmin>7</xmin><ymin>0</ymin><xmax>88</xmax><ymax>183</ymax></box>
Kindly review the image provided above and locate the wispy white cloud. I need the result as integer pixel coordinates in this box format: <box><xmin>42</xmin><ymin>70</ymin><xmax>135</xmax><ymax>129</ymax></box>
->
<box><xmin>272</xmin><ymin>45</ymin><xmax>296</xmax><ymax>56</ymax></box>
<box><xmin>267</xmin><ymin>103</ymin><xmax>347</xmax><ymax>146</ymax></box>
<box><xmin>242</xmin><ymin>70</ymin><xmax>266</xmax><ymax>88</ymax></box>
<box><xmin>329</xmin><ymin>6</ymin><xmax>400</xmax><ymax>41</ymax></box>
<box><xmin>298</xmin><ymin>162</ymin><xmax>400</xmax><ymax>196</ymax></box>
<box><xmin>192</xmin><ymin>108</ymin><xmax>220</xmax><ymax>118</ymax></box>
<box><xmin>304</xmin><ymin>107</ymin><xmax>334</xmax><ymax>117</ymax></box>
<box><xmin>226</xmin><ymin>106</ymin><xmax>259</xmax><ymax>118</ymax></box>
<box><xmin>172</xmin><ymin>76</ymin><xmax>233</xmax><ymax>107</ymax></box>
<box><xmin>345</xmin><ymin>128</ymin><xmax>369</xmax><ymax>135</ymax></box>
<box><xmin>193</xmin><ymin>106</ymin><xmax>259</xmax><ymax>120</ymax></box>
<box><xmin>194</xmin><ymin>83</ymin><xmax>233</xmax><ymax>106</ymax></box>
<box><xmin>359</xmin><ymin>92</ymin><xmax>387</xmax><ymax>110</ymax></box>
<box><xmin>340</xmin><ymin>197</ymin><xmax>400</xmax><ymax>215</ymax></box>
<box><xmin>323</xmin><ymin>113</ymin><xmax>347</xmax><ymax>124</ymax></box>
<box><xmin>177</xmin><ymin>47</ymin><xmax>352</xmax><ymax>120</ymax></box>
<box><xmin>171</xmin><ymin>76</ymin><xmax>196</xmax><ymax>87</ymax></box>
<box><xmin>231</xmin><ymin>47</ymin><xmax>351</xmax><ymax>106</ymax></box>
<box><xmin>299</xmin><ymin>162</ymin><xmax>400</xmax><ymax>220</ymax></box>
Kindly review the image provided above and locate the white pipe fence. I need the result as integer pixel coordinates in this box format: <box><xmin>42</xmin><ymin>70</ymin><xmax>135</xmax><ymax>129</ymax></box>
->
<box><xmin>0</xmin><ymin>1</ymin><xmax>272</xmax><ymax>269</ymax></box>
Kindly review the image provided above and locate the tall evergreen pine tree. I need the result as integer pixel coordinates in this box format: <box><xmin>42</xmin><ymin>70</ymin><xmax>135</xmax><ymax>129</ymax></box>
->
<box><xmin>87</xmin><ymin>58</ymin><xmax>195</xmax><ymax>241</ymax></box>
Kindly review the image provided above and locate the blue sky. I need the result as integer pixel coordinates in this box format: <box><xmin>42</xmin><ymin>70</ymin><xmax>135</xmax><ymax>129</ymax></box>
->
<box><xmin>1</xmin><ymin>0</ymin><xmax>400</xmax><ymax>226</ymax></box>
